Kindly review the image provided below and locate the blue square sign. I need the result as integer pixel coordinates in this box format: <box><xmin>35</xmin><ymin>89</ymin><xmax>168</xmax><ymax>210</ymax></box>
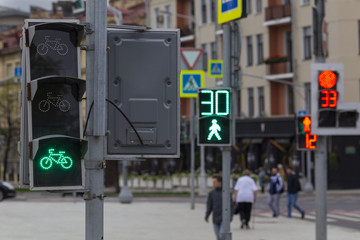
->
<box><xmin>222</xmin><ymin>0</ymin><xmax>238</xmax><ymax>13</ymax></box>
<box><xmin>180</xmin><ymin>70</ymin><xmax>205</xmax><ymax>98</ymax></box>
<box><xmin>14</xmin><ymin>67</ymin><xmax>22</xmax><ymax>77</ymax></box>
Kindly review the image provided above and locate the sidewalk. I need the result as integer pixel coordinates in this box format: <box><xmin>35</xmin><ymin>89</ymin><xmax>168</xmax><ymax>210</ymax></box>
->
<box><xmin>0</xmin><ymin>199</ymin><xmax>358</xmax><ymax>240</ymax></box>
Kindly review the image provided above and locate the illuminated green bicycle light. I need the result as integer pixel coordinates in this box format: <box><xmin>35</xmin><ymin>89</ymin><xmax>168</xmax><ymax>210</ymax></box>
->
<box><xmin>39</xmin><ymin>148</ymin><xmax>73</xmax><ymax>170</ymax></box>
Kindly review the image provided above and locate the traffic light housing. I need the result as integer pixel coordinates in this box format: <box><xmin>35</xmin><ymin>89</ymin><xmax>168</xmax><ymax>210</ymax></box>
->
<box><xmin>198</xmin><ymin>88</ymin><xmax>232</xmax><ymax>146</ymax></box>
<box><xmin>311</xmin><ymin>63</ymin><xmax>360</xmax><ymax>135</ymax></box>
<box><xmin>30</xmin><ymin>136</ymin><xmax>87</xmax><ymax>190</ymax></box>
<box><xmin>23</xmin><ymin>20</ymin><xmax>87</xmax><ymax>190</ymax></box>
<box><xmin>296</xmin><ymin>115</ymin><xmax>317</xmax><ymax>150</ymax></box>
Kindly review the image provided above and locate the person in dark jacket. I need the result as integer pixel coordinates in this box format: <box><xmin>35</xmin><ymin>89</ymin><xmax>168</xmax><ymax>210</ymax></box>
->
<box><xmin>205</xmin><ymin>174</ymin><xmax>223</xmax><ymax>240</ymax></box>
<box><xmin>286</xmin><ymin>166</ymin><xmax>305</xmax><ymax>219</ymax></box>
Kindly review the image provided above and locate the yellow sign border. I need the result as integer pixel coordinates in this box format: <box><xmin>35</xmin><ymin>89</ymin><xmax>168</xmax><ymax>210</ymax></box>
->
<box><xmin>208</xmin><ymin>60</ymin><xmax>223</xmax><ymax>78</ymax></box>
<box><xmin>180</xmin><ymin>70</ymin><xmax>205</xmax><ymax>98</ymax></box>
<box><xmin>218</xmin><ymin>0</ymin><xmax>243</xmax><ymax>24</ymax></box>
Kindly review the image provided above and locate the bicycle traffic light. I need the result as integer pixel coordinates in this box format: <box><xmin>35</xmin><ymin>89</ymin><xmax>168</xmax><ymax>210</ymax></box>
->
<box><xmin>311</xmin><ymin>63</ymin><xmax>360</xmax><ymax>135</ymax></box>
<box><xmin>30</xmin><ymin>136</ymin><xmax>87</xmax><ymax>189</ymax></box>
<box><xmin>23</xmin><ymin>20</ymin><xmax>87</xmax><ymax>190</ymax></box>
<box><xmin>296</xmin><ymin>116</ymin><xmax>317</xmax><ymax>150</ymax></box>
<box><xmin>198</xmin><ymin>88</ymin><xmax>232</xmax><ymax>146</ymax></box>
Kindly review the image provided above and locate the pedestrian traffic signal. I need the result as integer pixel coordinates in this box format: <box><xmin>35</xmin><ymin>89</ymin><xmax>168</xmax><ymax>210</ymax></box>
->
<box><xmin>318</xmin><ymin>70</ymin><xmax>338</xmax><ymax>127</ymax></box>
<box><xmin>311</xmin><ymin>63</ymin><xmax>360</xmax><ymax>135</ymax></box>
<box><xmin>296</xmin><ymin>116</ymin><xmax>317</xmax><ymax>150</ymax></box>
<box><xmin>23</xmin><ymin>20</ymin><xmax>87</xmax><ymax>190</ymax></box>
<box><xmin>198</xmin><ymin>88</ymin><xmax>232</xmax><ymax>145</ymax></box>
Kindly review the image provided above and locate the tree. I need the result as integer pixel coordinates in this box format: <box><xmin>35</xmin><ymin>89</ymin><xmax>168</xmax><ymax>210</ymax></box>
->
<box><xmin>0</xmin><ymin>79</ymin><xmax>20</xmax><ymax>180</ymax></box>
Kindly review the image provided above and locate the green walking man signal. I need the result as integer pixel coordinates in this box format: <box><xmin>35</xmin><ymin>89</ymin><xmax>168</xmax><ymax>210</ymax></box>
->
<box><xmin>208</xmin><ymin>119</ymin><xmax>222</xmax><ymax>141</ymax></box>
<box><xmin>198</xmin><ymin>88</ymin><xmax>232</xmax><ymax>146</ymax></box>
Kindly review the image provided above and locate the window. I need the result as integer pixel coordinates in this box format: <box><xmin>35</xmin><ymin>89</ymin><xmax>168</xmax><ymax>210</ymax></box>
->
<box><xmin>247</xmin><ymin>88</ymin><xmax>254</xmax><ymax>117</ymax></box>
<box><xmin>255</xmin><ymin>0</ymin><xmax>262</xmax><ymax>14</ymax></box>
<box><xmin>256</xmin><ymin>34</ymin><xmax>263</xmax><ymax>65</ymax></box>
<box><xmin>237</xmin><ymin>90</ymin><xmax>241</xmax><ymax>117</ymax></box>
<box><xmin>201</xmin><ymin>0</ymin><xmax>207</xmax><ymax>24</ymax></box>
<box><xmin>303</xmin><ymin>26</ymin><xmax>312</xmax><ymax>60</ymax></box>
<box><xmin>6</xmin><ymin>63</ymin><xmax>12</xmax><ymax>77</ymax></box>
<box><xmin>202</xmin><ymin>43</ymin><xmax>208</xmax><ymax>71</ymax></box>
<box><xmin>301</xmin><ymin>0</ymin><xmax>310</xmax><ymax>5</ymax></box>
<box><xmin>164</xmin><ymin>5</ymin><xmax>171</xmax><ymax>28</ymax></box>
<box><xmin>258</xmin><ymin>87</ymin><xmax>265</xmax><ymax>117</ymax></box>
<box><xmin>246</xmin><ymin>0</ymin><xmax>251</xmax><ymax>15</ymax></box>
<box><xmin>154</xmin><ymin>8</ymin><xmax>160</xmax><ymax>28</ymax></box>
<box><xmin>358</xmin><ymin>20</ymin><xmax>360</xmax><ymax>55</ymax></box>
<box><xmin>189</xmin><ymin>1</ymin><xmax>195</xmax><ymax>30</ymax></box>
<box><xmin>246</xmin><ymin>36</ymin><xmax>253</xmax><ymax>66</ymax></box>
<box><xmin>304</xmin><ymin>83</ymin><xmax>311</xmax><ymax>113</ymax></box>
<box><xmin>210</xmin><ymin>0</ymin><xmax>216</xmax><ymax>22</ymax></box>
<box><xmin>286</xmin><ymin>85</ymin><xmax>294</xmax><ymax>115</ymax></box>
<box><xmin>211</xmin><ymin>42</ymin><xmax>217</xmax><ymax>59</ymax></box>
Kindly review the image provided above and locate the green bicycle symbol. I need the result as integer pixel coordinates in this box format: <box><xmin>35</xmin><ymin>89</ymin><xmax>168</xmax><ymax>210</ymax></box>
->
<box><xmin>40</xmin><ymin>149</ymin><xmax>73</xmax><ymax>170</ymax></box>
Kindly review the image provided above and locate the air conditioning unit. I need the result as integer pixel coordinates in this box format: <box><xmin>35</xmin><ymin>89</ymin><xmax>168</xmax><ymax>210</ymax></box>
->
<box><xmin>156</xmin><ymin>15</ymin><xmax>164</xmax><ymax>24</ymax></box>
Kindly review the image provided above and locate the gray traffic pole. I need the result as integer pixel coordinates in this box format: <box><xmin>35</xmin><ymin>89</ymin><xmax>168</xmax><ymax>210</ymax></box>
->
<box><xmin>221</xmin><ymin>23</ymin><xmax>232</xmax><ymax>240</ymax></box>
<box><xmin>199</xmin><ymin>146</ymin><xmax>207</xmax><ymax>196</ymax></box>
<box><xmin>119</xmin><ymin>160</ymin><xmax>133</xmax><ymax>203</ymax></box>
<box><xmin>190</xmin><ymin>98</ymin><xmax>195</xmax><ymax>210</ymax></box>
<box><xmin>304</xmin><ymin>151</ymin><xmax>313</xmax><ymax>192</ymax></box>
<box><xmin>315</xmin><ymin>136</ymin><xmax>327</xmax><ymax>240</ymax></box>
<box><xmin>314</xmin><ymin>1</ymin><xmax>326</xmax><ymax>240</ymax></box>
<box><xmin>85</xmin><ymin>0</ymin><xmax>107</xmax><ymax>239</ymax></box>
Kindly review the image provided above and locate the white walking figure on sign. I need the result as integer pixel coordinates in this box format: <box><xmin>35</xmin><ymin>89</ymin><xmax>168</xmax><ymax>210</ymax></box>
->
<box><xmin>207</xmin><ymin>119</ymin><xmax>222</xmax><ymax>141</ymax></box>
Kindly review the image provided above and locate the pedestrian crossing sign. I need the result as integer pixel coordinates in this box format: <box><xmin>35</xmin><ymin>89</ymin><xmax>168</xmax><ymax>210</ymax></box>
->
<box><xmin>208</xmin><ymin>60</ymin><xmax>223</xmax><ymax>78</ymax></box>
<box><xmin>180</xmin><ymin>70</ymin><xmax>205</xmax><ymax>98</ymax></box>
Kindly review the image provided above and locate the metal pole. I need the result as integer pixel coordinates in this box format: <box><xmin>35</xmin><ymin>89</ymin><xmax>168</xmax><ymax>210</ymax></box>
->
<box><xmin>119</xmin><ymin>160</ymin><xmax>133</xmax><ymax>203</ymax></box>
<box><xmin>198</xmin><ymin>146</ymin><xmax>207</xmax><ymax>196</ymax></box>
<box><xmin>190</xmin><ymin>98</ymin><xmax>195</xmax><ymax>209</ymax></box>
<box><xmin>314</xmin><ymin>1</ymin><xmax>326</xmax><ymax>240</ymax></box>
<box><xmin>304</xmin><ymin>151</ymin><xmax>314</xmax><ymax>192</ymax></box>
<box><xmin>85</xmin><ymin>1</ymin><xmax>107</xmax><ymax>239</ymax></box>
<box><xmin>221</xmin><ymin>23</ymin><xmax>232</xmax><ymax>240</ymax></box>
<box><xmin>315</xmin><ymin>136</ymin><xmax>327</xmax><ymax>240</ymax></box>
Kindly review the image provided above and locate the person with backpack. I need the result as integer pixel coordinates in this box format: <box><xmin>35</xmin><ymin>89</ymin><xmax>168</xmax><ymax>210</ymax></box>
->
<box><xmin>286</xmin><ymin>166</ymin><xmax>305</xmax><ymax>219</ymax></box>
<box><xmin>267</xmin><ymin>167</ymin><xmax>284</xmax><ymax>217</ymax></box>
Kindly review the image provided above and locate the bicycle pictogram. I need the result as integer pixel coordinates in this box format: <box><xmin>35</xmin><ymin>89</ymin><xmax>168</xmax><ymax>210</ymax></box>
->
<box><xmin>38</xmin><ymin>92</ymin><xmax>71</xmax><ymax>113</ymax></box>
<box><xmin>40</xmin><ymin>149</ymin><xmax>73</xmax><ymax>170</ymax></box>
<box><xmin>37</xmin><ymin>36</ymin><xmax>69</xmax><ymax>56</ymax></box>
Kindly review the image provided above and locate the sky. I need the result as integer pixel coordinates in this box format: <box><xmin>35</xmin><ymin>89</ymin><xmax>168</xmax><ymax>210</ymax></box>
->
<box><xmin>0</xmin><ymin>0</ymin><xmax>55</xmax><ymax>12</ymax></box>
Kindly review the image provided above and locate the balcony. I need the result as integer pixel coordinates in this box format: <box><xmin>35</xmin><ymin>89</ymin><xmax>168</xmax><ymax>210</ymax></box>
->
<box><xmin>265</xmin><ymin>60</ymin><xmax>294</xmax><ymax>80</ymax></box>
<box><xmin>264</xmin><ymin>4</ymin><xmax>291</xmax><ymax>26</ymax></box>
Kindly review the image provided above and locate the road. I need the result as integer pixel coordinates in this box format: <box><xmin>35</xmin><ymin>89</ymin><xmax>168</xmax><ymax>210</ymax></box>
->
<box><xmin>0</xmin><ymin>191</ymin><xmax>358</xmax><ymax>240</ymax></box>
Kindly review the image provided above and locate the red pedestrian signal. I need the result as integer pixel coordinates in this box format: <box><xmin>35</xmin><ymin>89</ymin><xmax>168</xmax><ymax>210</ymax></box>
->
<box><xmin>297</xmin><ymin>116</ymin><xmax>317</xmax><ymax>150</ymax></box>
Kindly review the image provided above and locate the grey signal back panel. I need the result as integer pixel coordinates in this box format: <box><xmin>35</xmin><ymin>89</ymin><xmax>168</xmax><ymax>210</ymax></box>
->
<box><xmin>107</xmin><ymin>29</ymin><xmax>180</xmax><ymax>157</ymax></box>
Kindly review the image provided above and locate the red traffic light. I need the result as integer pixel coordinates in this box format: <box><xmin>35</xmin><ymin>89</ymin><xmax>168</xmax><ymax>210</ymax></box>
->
<box><xmin>319</xmin><ymin>70</ymin><xmax>337</xmax><ymax>89</ymax></box>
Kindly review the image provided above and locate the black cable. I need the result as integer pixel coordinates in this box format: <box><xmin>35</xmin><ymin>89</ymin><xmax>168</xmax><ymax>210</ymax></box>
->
<box><xmin>83</xmin><ymin>101</ymin><xmax>94</xmax><ymax>137</ymax></box>
<box><xmin>106</xmin><ymin>99</ymin><xmax>144</xmax><ymax>145</ymax></box>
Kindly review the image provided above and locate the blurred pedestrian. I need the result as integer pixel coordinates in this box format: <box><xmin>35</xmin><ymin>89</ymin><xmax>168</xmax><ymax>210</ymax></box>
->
<box><xmin>286</xmin><ymin>166</ymin><xmax>305</xmax><ymax>219</ymax></box>
<box><xmin>205</xmin><ymin>174</ymin><xmax>223</xmax><ymax>240</ymax></box>
<box><xmin>267</xmin><ymin>167</ymin><xmax>284</xmax><ymax>217</ymax></box>
<box><xmin>233</xmin><ymin>169</ymin><xmax>257</xmax><ymax>229</ymax></box>
<box><xmin>258</xmin><ymin>167</ymin><xmax>266</xmax><ymax>193</ymax></box>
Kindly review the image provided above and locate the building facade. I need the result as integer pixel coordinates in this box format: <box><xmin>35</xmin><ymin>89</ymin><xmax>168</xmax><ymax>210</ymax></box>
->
<box><xmin>148</xmin><ymin>0</ymin><xmax>360</xmax><ymax>188</ymax></box>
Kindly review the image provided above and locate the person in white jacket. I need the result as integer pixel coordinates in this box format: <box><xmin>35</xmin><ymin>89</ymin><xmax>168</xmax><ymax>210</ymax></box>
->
<box><xmin>267</xmin><ymin>167</ymin><xmax>284</xmax><ymax>217</ymax></box>
<box><xmin>233</xmin><ymin>170</ymin><xmax>257</xmax><ymax>229</ymax></box>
